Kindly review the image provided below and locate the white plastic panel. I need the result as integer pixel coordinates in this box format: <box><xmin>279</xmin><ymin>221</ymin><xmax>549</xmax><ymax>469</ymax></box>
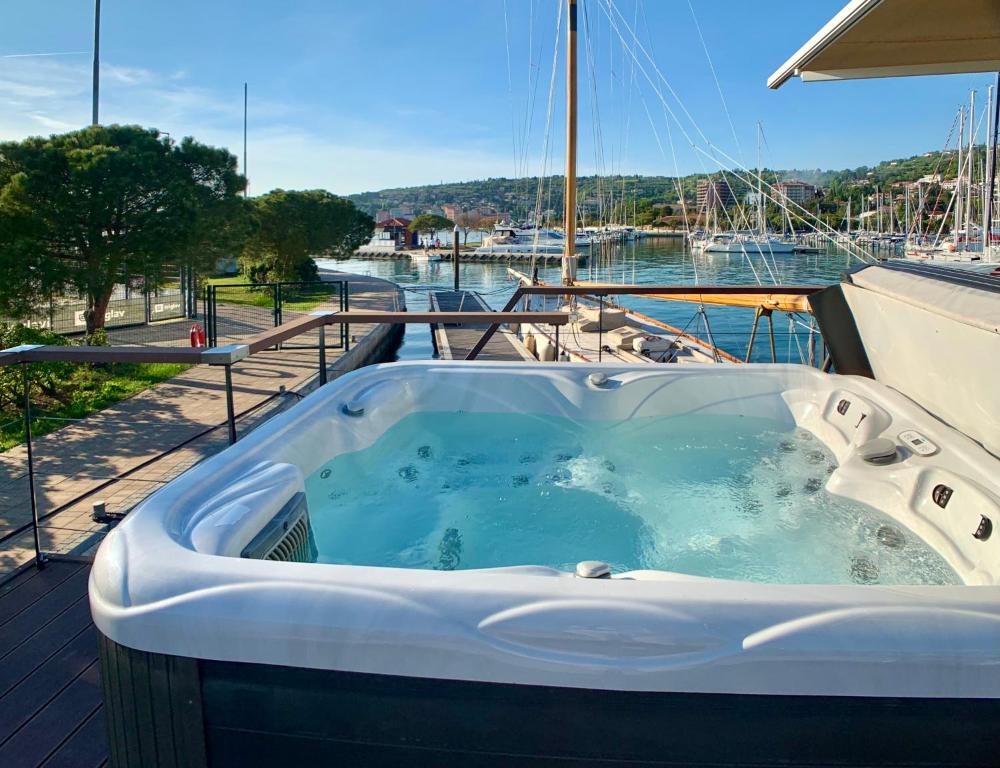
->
<box><xmin>843</xmin><ymin>281</ymin><xmax>1000</xmax><ymax>458</ymax></box>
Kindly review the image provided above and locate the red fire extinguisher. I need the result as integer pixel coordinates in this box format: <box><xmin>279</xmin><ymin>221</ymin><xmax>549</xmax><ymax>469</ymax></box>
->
<box><xmin>190</xmin><ymin>322</ymin><xmax>206</xmax><ymax>348</ymax></box>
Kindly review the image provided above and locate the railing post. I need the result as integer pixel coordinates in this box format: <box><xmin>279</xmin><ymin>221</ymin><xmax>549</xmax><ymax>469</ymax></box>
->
<box><xmin>343</xmin><ymin>282</ymin><xmax>350</xmax><ymax>352</ymax></box>
<box><xmin>318</xmin><ymin>325</ymin><xmax>327</xmax><ymax>386</ymax></box>
<box><xmin>224</xmin><ymin>364</ymin><xmax>237</xmax><ymax>444</ymax></box>
<box><xmin>767</xmin><ymin>310</ymin><xmax>777</xmax><ymax>363</ymax></box>
<box><xmin>554</xmin><ymin>324</ymin><xmax>560</xmax><ymax>362</ymax></box>
<box><xmin>22</xmin><ymin>362</ymin><xmax>46</xmax><ymax>569</ymax></box>
<box><xmin>745</xmin><ymin>307</ymin><xmax>763</xmax><ymax>363</ymax></box>
<box><xmin>598</xmin><ymin>300</ymin><xmax>603</xmax><ymax>362</ymax></box>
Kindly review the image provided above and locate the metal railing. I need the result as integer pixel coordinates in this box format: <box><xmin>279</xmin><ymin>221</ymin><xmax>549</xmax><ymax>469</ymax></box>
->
<box><xmin>0</xmin><ymin>283</ymin><xmax>827</xmax><ymax>576</ymax></box>
<box><xmin>465</xmin><ymin>283</ymin><xmax>825</xmax><ymax>363</ymax></box>
<box><xmin>202</xmin><ymin>279</ymin><xmax>349</xmax><ymax>348</ymax></box>
<box><xmin>0</xmin><ymin>308</ymin><xmax>569</xmax><ymax>573</ymax></box>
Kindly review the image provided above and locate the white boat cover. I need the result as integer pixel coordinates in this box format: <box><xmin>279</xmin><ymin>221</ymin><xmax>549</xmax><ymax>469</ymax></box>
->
<box><xmin>842</xmin><ymin>262</ymin><xmax>1000</xmax><ymax>456</ymax></box>
<box><xmin>850</xmin><ymin>264</ymin><xmax>1000</xmax><ymax>335</ymax></box>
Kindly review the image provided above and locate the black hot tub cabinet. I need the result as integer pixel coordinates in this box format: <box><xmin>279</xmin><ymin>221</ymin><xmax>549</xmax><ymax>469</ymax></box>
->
<box><xmin>99</xmin><ymin>632</ymin><xmax>1000</xmax><ymax>767</ymax></box>
<box><xmin>90</xmin><ymin>361</ymin><xmax>1000</xmax><ymax>767</ymax></box>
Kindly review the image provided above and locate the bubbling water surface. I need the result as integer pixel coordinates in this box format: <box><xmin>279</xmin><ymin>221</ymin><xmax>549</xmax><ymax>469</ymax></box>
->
<box><xmin>305</xmin><ymin>412</ymin><xmax>960</xmax><ymax>585</ymax></box>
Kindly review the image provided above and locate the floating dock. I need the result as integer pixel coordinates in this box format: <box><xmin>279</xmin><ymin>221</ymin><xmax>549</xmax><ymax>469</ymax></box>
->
<box><xmin>353</xmin><ymin>250</ymin><xmax>585</xmax><ymax>264</ymax></box>
<box><xmin>429</xmin><ymin>290</ymin><xmax>535</xmax><ymax>361</ymax></box>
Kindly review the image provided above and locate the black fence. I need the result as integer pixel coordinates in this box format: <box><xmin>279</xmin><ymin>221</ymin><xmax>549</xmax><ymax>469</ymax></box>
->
<box><xmin>18</xmin><ymin>289</ymin><xmax>188</xmax><ymax>336</ymax></box>
<box><xmin>202</xmin><ymin>280</ymin><xmax>349</xmax><ymax>348</ymax></box>
<box><xmin>3</xmin><ymin>265</ymin><xmax>202</xmax><ymax>346</ymax></box>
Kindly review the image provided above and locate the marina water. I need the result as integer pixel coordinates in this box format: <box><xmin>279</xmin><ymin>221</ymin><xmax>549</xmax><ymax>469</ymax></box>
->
<box><xmin>319</xmin><ymin>237</ymin><xmax>858</xmax><ymax>363</ymax></box>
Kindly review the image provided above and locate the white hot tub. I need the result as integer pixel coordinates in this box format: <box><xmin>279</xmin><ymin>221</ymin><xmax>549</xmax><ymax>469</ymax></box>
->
<box><xmin>90</xmin><ymin>361</ymin><xmax>1000</xmax><ymax>767</ymax></box>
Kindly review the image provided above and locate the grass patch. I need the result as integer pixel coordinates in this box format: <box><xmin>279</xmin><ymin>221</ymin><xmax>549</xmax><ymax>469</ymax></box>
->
<box><xmin>204</xmin><ymin>275</ymin><xmax>343</xmax><ymax>313</ymax></box>
<box><xmin>0</xmin><ymin>361</ymin><xmax>188</xmax><ymax>452</ymax></box>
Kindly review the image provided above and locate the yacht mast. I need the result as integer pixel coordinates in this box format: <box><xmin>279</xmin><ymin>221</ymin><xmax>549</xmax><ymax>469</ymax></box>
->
<box><xmin>956</xmin><ymin>105</ymin><xmax>964</xmax><ymax>241</ymax></box>
<box><xmin>964</xmin><ymin>90</ymin><xmax>975</xmax><ymax>249</ymax></box>
<box><xmin>562</xmin><ymin>0</ymin><xmax>578</xmax><ymax>284</ymax></box>
<box><xmin>986</xmin><ymin>75</ymin><xmax>999</xmax><ymax>253</ymax></box>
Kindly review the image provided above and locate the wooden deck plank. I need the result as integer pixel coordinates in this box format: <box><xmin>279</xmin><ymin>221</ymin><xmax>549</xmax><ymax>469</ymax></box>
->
<box><xmin>0</xmin><ymin>565</ymin><xmax>42</xmax><ymax>598</ymax></box>
<box><xmin>0</xmin><ymin>597</ymin><xmax>93</xmax><ymax>697</ymax></box>
<box><xmin>0</xmin><ymin>568</ymin><xmax>92</xmax><ymax>658</ymax></box>
<box><xmin>0</xmin><ymin>562</ymin><xmax>84</xmax><ymax>625</ymax></box>
<box><xmin>41</xmin><ymin>706</ymin><xmax>107</xmax><ymax>768</ymax></box>
<box><xmin>0</xmin><ymin>660</ymin><xmax>101</xmax><ymax>768</ymax></box>
<box><xmin>0</xmin><ymin>624</ymin><xmax>98</xmax><ymax>744</ymax></box>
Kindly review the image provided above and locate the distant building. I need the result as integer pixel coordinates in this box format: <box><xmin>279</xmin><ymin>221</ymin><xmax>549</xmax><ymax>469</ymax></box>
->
<box><xmin>374</xmin><ymin>217</ymin><xmax>419</xmax><ymax>249</ymax></box>
<box><xmin>696</xmin><ymin>179</ymin><xmax>735</xmax><ymax>210</ymax></box>
<box><xmin>375</xmin><ymin>209</ymin><xmax>391</xmax><ymax>222</ymax></box>
<box><xmin>441</xmin><ymin>204</ymin><xmax>461</xmax><ymax>221</ymax></box>
<box><xmin>776</xmin><ymin>181</ymin><xmax>816</xmax><ymax>205</ymax></box>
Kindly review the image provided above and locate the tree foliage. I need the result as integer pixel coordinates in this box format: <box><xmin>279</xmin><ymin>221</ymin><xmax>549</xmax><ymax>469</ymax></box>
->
<box><xmin>408</xmin><ymin>213</ymin><xmax>454</xmax><ymax>243</ymax></box>
<box><xmin>0</xmin><ymin>125</ymin><xmax>248</xmax><ymax>331</ymax></box>
<box><xmin>240</xmin><ymin>189</ymin><xmax>373</xmax><ymax>282</ymax></box>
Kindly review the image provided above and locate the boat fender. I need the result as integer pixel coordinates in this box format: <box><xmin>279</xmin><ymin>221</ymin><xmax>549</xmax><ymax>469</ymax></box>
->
<box><xmin>857</xmin><ymin>437</ymin><xmax>898</xmax><ymax>465</ymax></box>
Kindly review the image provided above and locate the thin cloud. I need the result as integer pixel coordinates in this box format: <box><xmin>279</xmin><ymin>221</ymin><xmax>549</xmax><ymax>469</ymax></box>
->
<box><xmin>2</xmin><ymin>52</ymin><xmax>88</xmax><ymax>58</ymax></box>
<box><xmin>0</xmin><ymin>56</ymin><xmax>521</xmax><ymax>194</ymax></box>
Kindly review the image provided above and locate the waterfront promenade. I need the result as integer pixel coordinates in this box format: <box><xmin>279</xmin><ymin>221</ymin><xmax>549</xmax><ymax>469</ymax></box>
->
<box><xmin>0</xmin><ymin>272</ymin><xmax>404</xmax><ymax>577</ymax></box>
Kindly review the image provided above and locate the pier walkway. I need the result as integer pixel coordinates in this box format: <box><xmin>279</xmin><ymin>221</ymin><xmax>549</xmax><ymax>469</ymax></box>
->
<box><xmin>0</xmin><ymin>273</ymin><xmax>404</xmax><ymax>577</ymax></box>
<box><xmin>429</xmin><ymin>291</ymin><xmax>535</xmax><ymax>362</ymax></box>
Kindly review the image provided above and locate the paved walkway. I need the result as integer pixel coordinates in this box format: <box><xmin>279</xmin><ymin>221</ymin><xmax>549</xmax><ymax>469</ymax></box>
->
<box><xmin>0</xmin><ymin>273</ymin><xmax>404</xmax><ymax>576</ymax></box>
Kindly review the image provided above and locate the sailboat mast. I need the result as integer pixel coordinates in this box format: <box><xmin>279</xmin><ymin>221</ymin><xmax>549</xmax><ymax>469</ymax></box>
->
<box><xmin>956</xmin><ymin>105</ymin><xmax>964</xmax><ymax>240</ymax></box>
<box><xmin>986</xmin><ymin>75</ymin><xmax>999</xmax><ymax>253</ymax></box>
<box><xmin>562</xmin><ymin>0</ymin><xmax>578</xmax><ymax>284</ymax></box>
<box><xmin>964</xmin><ymin>90</ymin><xmax>975</xmax><ymax>248</ymax></box>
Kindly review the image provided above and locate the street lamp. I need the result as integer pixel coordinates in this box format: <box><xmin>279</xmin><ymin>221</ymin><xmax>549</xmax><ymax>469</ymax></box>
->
<box><xmin>92</xmin><ymin>0</ymin><xmax>101</xmax><ymax>125</ymax></box>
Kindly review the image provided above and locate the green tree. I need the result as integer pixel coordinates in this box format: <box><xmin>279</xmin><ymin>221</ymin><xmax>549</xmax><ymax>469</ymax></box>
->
<box><xmin>241</xmin><ymin>189</ymin><xmax>373</xmax><ymax>282</ymax></box>
<box><xmin>408</xmin><ymin>213</ymin><xmax>454</xmax><ymax>247</ymax></box>
<box><xmin>0</xmin><ymin>125</ymin><xmax>247</xmax><ymax>332</ymax></box>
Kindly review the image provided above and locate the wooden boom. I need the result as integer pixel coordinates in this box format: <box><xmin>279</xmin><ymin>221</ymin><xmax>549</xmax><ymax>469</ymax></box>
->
<box><xmin>572</xmin><ymin>281</ymin><xmax>814</xmax><ymax>313</ymax></box>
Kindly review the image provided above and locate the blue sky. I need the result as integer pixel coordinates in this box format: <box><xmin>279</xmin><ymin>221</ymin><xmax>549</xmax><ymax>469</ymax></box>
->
<box><xmin>1</xmin><ymin>1</ymin><xmax>994</xmax><ymax>194</ymax></box>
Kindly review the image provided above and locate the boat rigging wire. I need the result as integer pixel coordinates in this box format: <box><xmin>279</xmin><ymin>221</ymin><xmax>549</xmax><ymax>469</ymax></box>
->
<box><xmin>599</xmin><ymin>0</ymin><xmax>873</xmax><ymax>265</ymax></box>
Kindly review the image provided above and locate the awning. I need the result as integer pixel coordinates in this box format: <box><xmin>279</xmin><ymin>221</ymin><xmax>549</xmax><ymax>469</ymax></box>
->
<box><xmin>768</xmin><ymin>0</ymin><xmax>1000</xmax><ymax>89</ymax></box>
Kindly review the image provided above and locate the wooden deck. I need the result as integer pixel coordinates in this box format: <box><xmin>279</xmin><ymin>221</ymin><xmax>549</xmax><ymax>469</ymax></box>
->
<box><xmin>429</xmin><ymin>291</ymin><xmax>536</xmax><ymax>362</ymax></box>
<box><xmin>0</xmin><ymin>560</ymin><xmax>106</xmax><ymax>768</ymax></box>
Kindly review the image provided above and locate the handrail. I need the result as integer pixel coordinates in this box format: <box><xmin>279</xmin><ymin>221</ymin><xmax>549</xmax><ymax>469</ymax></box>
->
<box><xmin>463</xmin><ymin>283</ymin><xmax>823</xmax><ymax>362</ymax></box>
<box><xmin>0</xmin><ymin>311</ymin><xmax>570</xmax><ymax>367</ymax></box>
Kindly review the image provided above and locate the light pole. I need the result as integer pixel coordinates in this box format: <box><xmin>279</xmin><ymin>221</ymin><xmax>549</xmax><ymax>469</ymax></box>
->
<box><xmin>243</xmin><ymin>82</ymin><xmax>248</xmax><ymax>197</ymax></box>
<box><xmin>92</xmin><ymin>0</ymin><xmax>101</xmax><ymax>125</ymax></box>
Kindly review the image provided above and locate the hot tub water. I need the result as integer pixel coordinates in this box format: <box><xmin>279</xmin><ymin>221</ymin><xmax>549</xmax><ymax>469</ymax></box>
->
<box><xmin>305</xmin><ymin>411</ymin><xmax>959</xmax><ymax>585</ymax></box>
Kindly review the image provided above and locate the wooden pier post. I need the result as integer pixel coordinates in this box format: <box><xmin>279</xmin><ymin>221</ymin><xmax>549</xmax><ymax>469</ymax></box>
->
<box><xmin>453</xmin><ymin>225</ymin><xmax>460</xmax><ymax>291</ymax></box>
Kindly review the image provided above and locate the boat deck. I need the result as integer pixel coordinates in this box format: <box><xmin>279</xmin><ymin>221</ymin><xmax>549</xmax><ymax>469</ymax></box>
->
<box><xmin>429</xmin><ymin>291</ymin><xmax>535</xmax><ymax>362</ymax></box>
<box><xmin>0</xmin><ymin>560</ymin><xmax>106</xmax><ymax>768</ymax></box>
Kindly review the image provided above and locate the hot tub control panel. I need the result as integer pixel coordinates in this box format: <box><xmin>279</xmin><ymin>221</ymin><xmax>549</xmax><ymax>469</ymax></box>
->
<box><xmin>899</xmin><ymin>430</ymin><xmax>939</xmax><ymax>457</ymax></box>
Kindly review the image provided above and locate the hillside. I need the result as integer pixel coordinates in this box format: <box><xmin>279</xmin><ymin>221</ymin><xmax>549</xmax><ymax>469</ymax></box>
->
<box><xmin>346</xmin><ymin>146</ymin><xmax>971</xmax><ymax>221</ymax></box>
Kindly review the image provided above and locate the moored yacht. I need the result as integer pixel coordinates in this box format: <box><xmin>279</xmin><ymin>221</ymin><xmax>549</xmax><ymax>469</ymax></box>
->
<box><xmin>475</xmin><ymin>224</ymin><xmax>591</xmax><ymax>255</ymax></box>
